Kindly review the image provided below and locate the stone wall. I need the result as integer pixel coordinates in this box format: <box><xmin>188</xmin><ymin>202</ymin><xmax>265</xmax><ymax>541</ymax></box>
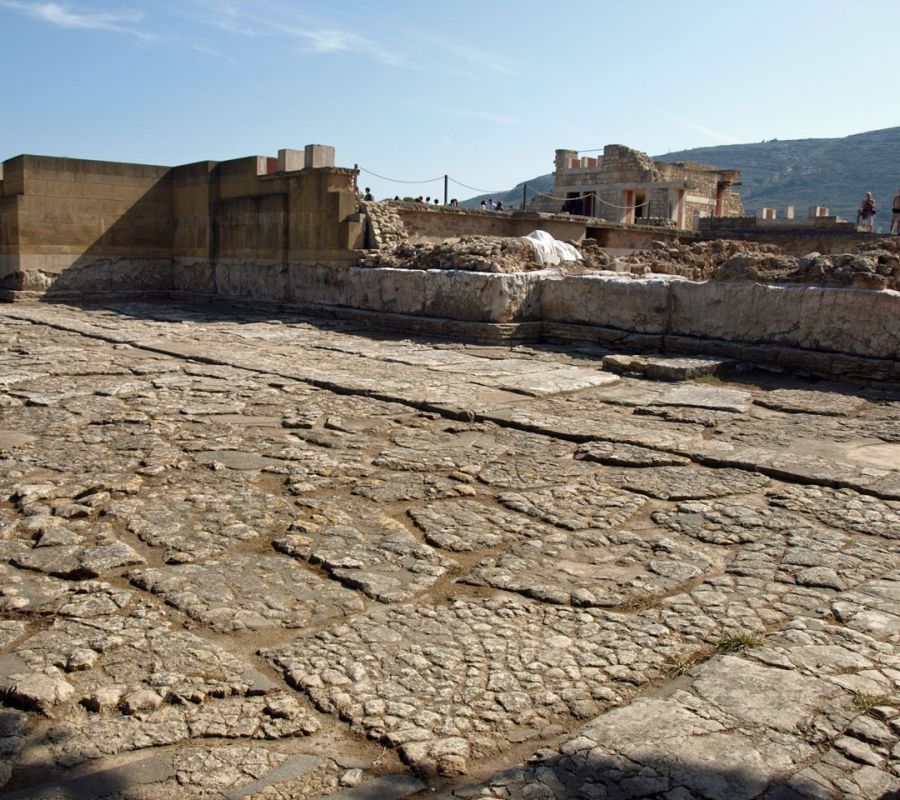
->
<box><xmin>393</xmin><ymin>205</ymin><xmax>592</xmax><ymax>244</ymax></box>
<box><xmin>0</xmin><ymin>155</ymin><xmax>172</xmax><ymax>288</ymax></box>
<box><xmin>175</xmin><ymin>261</ymin><xmax>898</xmax><ymax>378</ymax></box>
<box><xmin>698</xmin><ymin>215</ymin><xmax>873</xmax><ymax>255</ymax></box>
<box><xmin>0</xmin><ymin>151</ymin><xmax>366</xmax><ymax>298</ymax></box>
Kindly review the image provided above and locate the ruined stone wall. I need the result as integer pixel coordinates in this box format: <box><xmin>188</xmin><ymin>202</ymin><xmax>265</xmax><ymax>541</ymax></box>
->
<box><xmin>395</xmin><ymin>206</ymin><xmax>589</xmax><ymax>244</ymax></box>
<box><xmin>198</xmin><ymin>260</ymin><xmax>900</xmax><ymax>376</ymax></box>
<box><xmin>361</xmin><ymin>200</ymin><xmax>407</xmax><ymax>250</ymax></box>
<box><xmin>697</xmin><ymin>216</ymin><xmax>873</xmax><ymax>255</ymax></box>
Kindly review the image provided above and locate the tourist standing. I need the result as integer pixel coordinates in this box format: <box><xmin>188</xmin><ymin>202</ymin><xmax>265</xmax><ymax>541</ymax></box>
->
<box><xmin>858</xmin><ymin>192</ymin><xmax>877</xmax><ymax>232</ymax></box>
<box><xmin>891</xmin><ymin>189</ymin><xmax>900</xmax><ymax>234</ymax></box>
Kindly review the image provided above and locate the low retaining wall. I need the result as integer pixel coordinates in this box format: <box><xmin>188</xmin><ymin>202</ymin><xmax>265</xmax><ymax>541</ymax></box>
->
<box><xmin>201</xmin><ymin>263</ymin><xmax>900</xmax><ymax>378</ymax></box>
<box><xmin>4</xmin><ymin>261</ymin><xmax>898</xmax><ymax>381</ymax></box>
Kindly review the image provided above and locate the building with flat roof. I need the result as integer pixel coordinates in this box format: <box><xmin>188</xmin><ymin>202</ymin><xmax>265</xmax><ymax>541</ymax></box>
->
<box><xmin>539</xmin><ymin>144</ymin><xmax>743</xmax><ymax>229</ymax></box>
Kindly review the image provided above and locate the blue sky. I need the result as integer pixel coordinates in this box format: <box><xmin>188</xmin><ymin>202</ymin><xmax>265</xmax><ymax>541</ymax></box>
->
<box><xmin>2</xmin><ymin>0</ymin><xmax>898</xmax><ymax>200</ymax></box>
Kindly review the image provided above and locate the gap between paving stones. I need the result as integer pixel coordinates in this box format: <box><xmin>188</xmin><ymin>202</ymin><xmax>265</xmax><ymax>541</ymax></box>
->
<box><xmin>3</xmin><ymin>305</ymin><xmax>895</xmax><ymax>503</ymax></box>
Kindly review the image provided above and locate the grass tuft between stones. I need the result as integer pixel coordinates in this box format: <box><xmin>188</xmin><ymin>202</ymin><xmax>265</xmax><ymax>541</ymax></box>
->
<box><xmin>663</xmin><ymin>632</ymin><xmax>766</xmax><ymax>678</ymax></box>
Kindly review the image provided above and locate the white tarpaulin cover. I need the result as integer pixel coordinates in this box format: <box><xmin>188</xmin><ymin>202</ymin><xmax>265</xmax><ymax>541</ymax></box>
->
<box><xmin>521</xmin><ymin>230</ymin><xmax>583</xmax><ymax>266</ymax></box>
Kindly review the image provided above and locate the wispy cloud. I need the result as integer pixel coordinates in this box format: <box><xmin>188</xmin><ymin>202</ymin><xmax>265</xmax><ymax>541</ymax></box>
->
<box><xmin>185</xmin><ymin>1</ymin><xmax>403</xmax><ymax>67</ymax></box>
<box><xmin>280</xmin><ymin>23</ymin><xmax>403</xmax><ymax>66</ymax></box>
<box><xmin>406</xmin><ymin>30</ymin><xmax>515</xmax><ymax>77</ymax></box>
<box><xmin>191</xmin><ymin>42</ymin><xmax>236</xmax><ymax>65</ymax></box>
<box><xmin>0</xmin><ymin>1</ymin><xmax>153</xmax><ymax>40</ymax></box>
<box><xmin>664</xmin><ymin>112</ymin><xmax>738</xmax><ymax>144</ymax></box>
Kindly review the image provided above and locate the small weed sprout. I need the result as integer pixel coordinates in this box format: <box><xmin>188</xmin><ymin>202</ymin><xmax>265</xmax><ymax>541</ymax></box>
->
<box><xmin>714</xmin><ymin>632</ymin><xmax>765</xmax><ymax>654</ymax></box>
<box><xmin>851</xmin><ymin>692</ymin><xmax>894</xmax><ymax>713</ymax></box>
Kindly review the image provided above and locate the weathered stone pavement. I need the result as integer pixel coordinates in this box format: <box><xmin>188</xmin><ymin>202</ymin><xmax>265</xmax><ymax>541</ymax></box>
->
<box><xmin>0</xmin><ymin>301</ymin><xmax>897</xmax><ymax>799</ymax></box>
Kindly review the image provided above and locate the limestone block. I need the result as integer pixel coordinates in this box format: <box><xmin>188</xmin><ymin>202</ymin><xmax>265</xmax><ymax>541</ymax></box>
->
<box><xmin>540</xmin><ymin>273</ymin><xmax>675</xmax><ymax>333</ymax></box>
<box><xmin>47</xmin><ymin>257</ymin><xmax>174</xmax><ymax>295</ymax></box>
<box><xmin>348</xmin><ymin>267</ymin><xmax>427</xmax><ymax>316</ymax></box>
<box><xmin>670</xmin><ymin>281</ymin><xmax>900</xmax><ymax>360</ymax></box>
<box><xmin>289</xmin><ymin>263</ymin><xmax>351</xmax><ymax>307</ymax></box>
<box><xmin>423</xmin><ymin>270</ymin><xmax>543</xmax><ymax>323</ymax></box>
<box><xmin>215</xmin><ymin>261</ymin><xmax>289</xmax><ymax>303</ymax></box>
<box><xmin>801</xmin><ymin>286</ymin><xmax>900</xmax><ymax>359</ymax></box>
<box><xmin>304</xmin><ymin>145</ymin><xmax>335</xmax><ymax>169</ymax></box>
<box><xmin>278</xmin><ymin>149</ymin><xmax>304</xmax><ymax>172</ymax></box>
<box><xmin>173</xmin><ymin>259</ymin><xmax>216</xmax><ymax>295</ymax></box>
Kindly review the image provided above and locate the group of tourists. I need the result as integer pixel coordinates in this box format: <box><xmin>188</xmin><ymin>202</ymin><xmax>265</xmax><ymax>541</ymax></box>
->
<box><xmin>480</xmin><ymin>199</ymin><xmax>503</xmax><ymax>211</ymax></box>
<box><xmin>858</xmin><ymin>189</ymin><xmax>900</xmax><ymax>234</ymax></box>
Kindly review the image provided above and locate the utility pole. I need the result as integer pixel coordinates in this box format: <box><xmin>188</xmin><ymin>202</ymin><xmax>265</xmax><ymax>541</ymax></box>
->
<box><xmin>522</xmin><ymin>184</ymin><xmax>527</xmax><ymax>210</ymax></box>
<box><xmin>444</xmin><ymin>175</ymin><xmax>448</xmax><ymax>205</ymax></box>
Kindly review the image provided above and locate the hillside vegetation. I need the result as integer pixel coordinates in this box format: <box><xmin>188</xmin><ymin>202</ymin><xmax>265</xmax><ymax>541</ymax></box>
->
<box><xmin>465</xmin><ymin>126</ymin><xmax>900</xmax><ymax>226</ymax></box>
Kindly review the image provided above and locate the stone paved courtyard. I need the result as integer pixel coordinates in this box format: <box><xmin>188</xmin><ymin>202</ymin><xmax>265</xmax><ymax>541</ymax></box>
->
<box><xmin>0</xmin><ymin>301</ymin><xmax>898</xmax><ymax>800</ymax></box>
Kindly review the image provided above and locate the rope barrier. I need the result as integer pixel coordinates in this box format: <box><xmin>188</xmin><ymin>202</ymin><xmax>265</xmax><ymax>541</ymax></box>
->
<box><xmin>358</xmin><ymin>166</ymin><xmax>653</xmax><ymax>212</ymax></box>
<box><xmin>358</xmin><ymin>167</ymin><xmax>444</xmax><ymax>185</ymax></box>
<box><xmin>447</xmin><ymin>176</ymin><xmax>508</xmax><ymax>195</ymax></box>
<box><xmin>529</xmin><ymin>187</ymin><xmax>652</xmax><ymax>210</ymax></box>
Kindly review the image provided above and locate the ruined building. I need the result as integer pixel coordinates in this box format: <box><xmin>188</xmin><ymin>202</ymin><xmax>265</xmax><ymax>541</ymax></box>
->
<box><xmin>541</xmin><ymin>144</ymin><xmax>743</xmax><ymax>228</ymax></box>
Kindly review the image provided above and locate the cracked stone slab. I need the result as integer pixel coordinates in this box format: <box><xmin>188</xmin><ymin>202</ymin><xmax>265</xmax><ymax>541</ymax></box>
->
<box><xmin>373</xmin><ymin>446</ymin><xmax>486</xmax><ymax>474</ymax></box>
<box><xmin>109</xmin><ymin>482</ymin><xmax>296</xmax><ymax>563</ymax></box>
<box><xmin>599</xmin><ymin>465</ymin><xmax>771</xmax><ymax>500</ymax></box>
<box><xmin>464</xmin><ymin>527</ymin><xmax>722</xmax><ymax>607</ymax></box>
<box><xmin>265</xmin><ymin>597</ymin><xmax>707</xmax><ymax>776</ymax></box>
<box><xmin>0</xmin><ymin>564</ymin><xmax>73</xmax><ymax>612</ymax></box>
<box><xmin>499</xmin><ymin>477</ymin><xmax>648</xmax><ymax>531</ymax></box>
<box><xmin>649</xmin><ymin>384</ymin><xmax>754</xmax><ymax>413</ymax></box>
<box><xmin>475</xmin><ymin>456</ymin><xmax>595</xmax><ymax>490</ymax></box>
<box><xmin>274</xmin><ymin>499</ymin><xmax>456</xmax><ymax>603</ymax></box>
<box><xmin>754</xmin><ymin>387</ymin><xmax>870</xmax><ymax>416</ymax></box>
<box><xmin>407</xmin><ymin>499</ymin><xmax>557</xmax><ymax>552</ymax></box>
<box><xmin>768</xmin><ymin>484</ymin><xmax>900</xmax><ymax>540</ymax></box>
<box><xmin>830</xmin><ymin>573</ymin><xmax>900</xmax><ymax>640</ymax></box>
<box><xmin>633</xmin><ymin>404</ymin><xmax>741</xmax><ymax>427</ymax></box>
<box><xmin>128</xmin><ymin>554</ymin><xmax>365</xmax><ymax>632</ymax></box>
<box><xmin>0</xmin><ymin>431</ymin><xmax>35</xmax><ymax>452</ymax></box>
<box><xmin>194</xmin><ymin>450</ymin><xmax>283</xmax><ymax>471</ymax></box>
<box><xmin>653</xmin><ymin>497</ymin><xmax>813</xmax><ymax>545</ymax></box>
<box><xmin>45</xmin><ymin>694</ymin><xmax>320</xmax><ymax>767</ymax></box>
<box><xmin>479</xmin><ymin>658</ymin><xmax>847</xmax><ymax>800</ymax></box>
<box><xmin>575</xmin><ymin>440</ymin><xmax>691</xmax><ymax>467</ymax></box>
<box><xmin>482</xmin><ymin>367</ymin><xmax>620</xmax><ymax>398</ymax></box>
<box><xmin>2</xmin><ymin>592</ymin><xmax>318</xmax><ymax>769</ymax></box>
<box><xmin>0</xmin><ymin>620</ymin><xmax>27</xmax><ymax>649</ymax></box>
<box><xmin>602</xmin><ymin>353</ymin><xmax>734</xmax><ymax>381</ymax></box>
<box><xmin>450</xmin><ymin>595</ymin><xmax>900</xmax><ymax>800</ymax></box>
<box><xmin>12</xmin><ymin>539</ymin><xmax>145</xmax><ymax>579</ymax></box>
<box><xmin>351</xmin><ymin>473</ymin><xmax>478</xmax><ymax>503</ymax></box>
<box><xmin>727</xmin><ymin>526</ymin><xmax>897</xmax><ymax>593</ymax></box>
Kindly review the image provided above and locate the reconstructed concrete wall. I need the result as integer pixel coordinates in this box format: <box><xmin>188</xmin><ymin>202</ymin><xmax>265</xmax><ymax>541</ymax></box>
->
<box><xmin>0</xmin><ymin>152</ymin><xmax>365</xmax><ymax>297</ymax></box>
<box><xmin>0</xmin><ymin>156</ymin><xmax>172</xmax><ymax>289</ymax></box>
